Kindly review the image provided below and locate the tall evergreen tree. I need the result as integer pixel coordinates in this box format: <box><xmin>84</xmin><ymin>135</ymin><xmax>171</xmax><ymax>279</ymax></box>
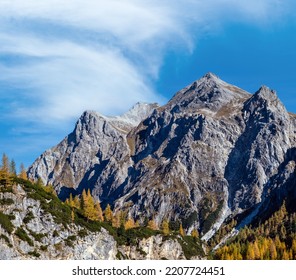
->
<box><xmin>94</xmin><ymin>201</ymin><xmax>104</xmax><ymax>222</ymax></box>
<box><xmin>82</xmin><ymin>189</ymin><xmax>98</xmax><ymax>221</ymax></box>
<box><xmin>0</xmin><ymin>153</ymin><xmax>11</xmax><ymax>186</ymax></box>
<box><xmin>112</xmin><ymin>211</ymin><xmax>122</xmax><ymax>228</ymax></box>
<box><xmin>9</xmin><ymin>159</ymin><xmax>17</xmax><ymax>175</ymax></box>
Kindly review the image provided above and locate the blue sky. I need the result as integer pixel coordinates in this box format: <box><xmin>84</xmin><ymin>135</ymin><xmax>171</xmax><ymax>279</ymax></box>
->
<box><xmin>0</xmin><ymin>0</ymin><xmax>296</xmax><ymax>169</ymax></box>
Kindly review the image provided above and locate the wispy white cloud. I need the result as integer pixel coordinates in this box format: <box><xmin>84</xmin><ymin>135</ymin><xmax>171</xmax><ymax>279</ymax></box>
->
<box><xmin>0</xmin><ymin>0</ymin><xmax>294</xmax><ymax>126</ymax></box>
<box><xmin>0</xmin><ymin>33</ymin><xmax>161</xmax><ymax>122</ymax></box>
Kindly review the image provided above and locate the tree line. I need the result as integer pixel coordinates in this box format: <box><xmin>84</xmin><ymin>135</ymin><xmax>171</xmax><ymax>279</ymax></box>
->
<box><xmin>213</xmin><ymin>202</ymin><xmax>296</xmax><ymax>260</ymax></box>
<box><xmin>0</xmin><ymin>153</ymin><xmax>27</xmax><ymax>186</ymax></box>
<box><xmin>65</xmin><ymin>190</ymin><xmax>199</xmax><ymax>239</ymax></box>
<box><xmin>1</xmin><ymin>152</ymin><xmax>199</xmax><ymax>240</ymax></box>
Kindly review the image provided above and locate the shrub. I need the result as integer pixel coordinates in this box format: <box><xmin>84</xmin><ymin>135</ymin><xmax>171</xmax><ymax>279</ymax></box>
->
<box><xmin>0</xmin><ymin>198</ymin><xmax>14</xmax><ymax>206</ymax></box>
<box><xmin>40</xmin><ymin>245</ymin><xmax>48</xmax><ymax>251</ymax></box>
<box><xmin>15</xmin><ymin>227</ymin><xmax>34</xmax><ymax>246</ymax></box>
<box><xmin>28</xmin><ymin>230</ymin><xmax>46</xmax><ymax>242</ymax></box>
<box><xmin>23</xmin><ymin>211</ymin><xmax>35</xmax><ymax>224</ymax></box>
<box><xmin>0</xmin><ymin>185</ymin><xmax>13</xmax><ymax>193</ymax></box>
<box><xmin>64</xmin><ymin>235</ymin><xmax>77</xmax><ymax>247</ymax></box>
<box><xmin>0</xmin><ymin>211</ymin><xmax>14</xmax><ymax>233</ymax></box>
<box><xmin>28</xmin><ymin>250</ymin><xmax>40</xmax><ymax>258</ymax></box>
<box><xmin>13</xmin><ymin>177</ymin><xmax>72</xmax><ymax>227</ymax></box>
<box><xmin>0</xmin><ymin>234</ymin><xmax>12</xmax><ymax>247</ymax></box>
<box><xmin>78</xmin><ymin>229</ymin><xmax>88</xmax><ymax>238</ymax></box>
<box><xmin>177</xmin><ymin>235</ymin><xmax>204</xmax><ymax>259</ymax></box>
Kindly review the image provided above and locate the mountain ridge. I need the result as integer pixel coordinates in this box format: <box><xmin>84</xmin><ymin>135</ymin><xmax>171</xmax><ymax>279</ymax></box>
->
<box><xmin>27</xmin><ymin>73</ymin><xmax>296</xmax><ymax>242</ymax></box>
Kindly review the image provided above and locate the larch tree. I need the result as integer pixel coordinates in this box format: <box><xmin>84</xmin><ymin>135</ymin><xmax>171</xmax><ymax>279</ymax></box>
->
<box><xmin>246</xmin><ymin>243</ymin><xmax>255</xmax><ymax>260</ymax></box>
<box><xmin>191</xmin><ymin>228</ymin><xmax>199</xmax><ymax>239</ymax></box>
<box><xmin>73</xmin><ymin>195</ymin><xmax>81</xmax><ymax>209</ymax></box>
<box><xmin>161</xmin><ymin>219</ymin><xmax>170</xmax><ymax>236</ymax></box>
<box><xmin>82</xmin><ymin>189</ymin><xmax>100</xmax><ymax>221</ymax></box>
<box><xmin>0</xmin><ymin>153</ymin><xmax>11</xmax><ymax>186</ymax></box>
<box><xmin>269</xmin><ymin>240</ymin><xmax>278</xmax><ymax>260</ymax></box>
<box><xmin>253</xmin><ymin>240</ymin><xmax>260</xmax><ymax>260</ymax></box>
<box><xmin>112</xmin><ymin>212</ymin><xmax>121</xmax><ymax>228</ymax></box>
<box><xmin>1</xmin><ymin>153</ymin><xmax>9</xmax><ymax>173</ymax></box>
<box><xmin>147</xmin><ymin>219</ymin><xmax>158</xmax><ymax>230</ymax></box>
<box><xmin>112</xmin><ymin>210</ymin><xmax>124</xmax><ymax>228</ymax></box>
<box><xmin>19</xmin><ymin>163</ymin><xmax>27</xmax><ymax>180</ymax></box>
<box><xmin>179</xmin><ymin>223</ymin><xmax>185</xmax><ymax>237</ymax></box>
<box><xmin>124</xmin><ymin>218</ymin><xmax>136</xmax><ymax>230</ymax></box>
<box><xmin>68</xmin><ymin>193</ymin><xmax>75</xmax><ymax>208</ymax></box>
<box><xmin>104</xmin><ymin>204</ymin><xmax>113</xmax><ymax>223</ymax></box>
<box><xmin>81</xmin><ymin>189</ymin><xmax>91</xmax><ymax>220</ymax></box>
<box><xmin>71</xmin><ymin>209</ymin><xmax>75</xmax><ymax>222</ymax></box>
<box><xmin>94</xmin><ymin>201</ymin><xmax>104</xmax><ymax>222</ymax></box>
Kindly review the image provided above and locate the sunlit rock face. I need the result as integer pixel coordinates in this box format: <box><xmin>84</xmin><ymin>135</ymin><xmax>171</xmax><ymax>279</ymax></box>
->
<box><xmin>28</xmin><ymin>73</ymin><xmax>296</xmax><ymax>239</ymax></box>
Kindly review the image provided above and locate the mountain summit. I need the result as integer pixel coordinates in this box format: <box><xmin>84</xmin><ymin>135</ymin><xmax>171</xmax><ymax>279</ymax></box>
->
<box><xmin>28</xmin><ymin>73</ymin><xmax>296</xmax><ymax>241</ymax></box>
<box><xmin>167</xmin><ymin>72</ymin><xmax>250</xmax><ymax>113</ymax></box>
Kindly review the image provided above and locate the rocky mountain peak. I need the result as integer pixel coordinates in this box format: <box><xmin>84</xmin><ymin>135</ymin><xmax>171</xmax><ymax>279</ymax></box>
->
<box><xmin>167</xmin><ymin>72</ymin><xmax>250</xmax><ymax>113</ymax></box>
<box><xmin>254</xmin><ymin>85</ymin><xmax>278</xmax><ymax>100</ymax></box>
<box><xmin>203</xmin><ymin>72</ymin><xmax>220</xmax><ymax>79</ymax></box>
<box><xmin>73</xmin><ymin>103</ymin><xmax>158</xmax><ymax>137</ymax></box>
<box><xmin>76</xmin><ymin>110</ymin><xmax>103</xmax><ymax>128</ymax></box>
<box><xmin>244</xmin><ymin>85</ymin><xmax>288</xmax><ymax>121</ymax></box>
<box><xmin>110</xmin><ymin>102</ymin><xmax>159</xmax><ymax>127</ymax></box>
<box><xmin>201</xmin><ymin>72</ymin><xmax>223</xmax><ymax>84</ymax></box>
<box><xmin>28</xmin><ymin>73</ymin><xmax>296</xmax><ymax>245</ymax></box>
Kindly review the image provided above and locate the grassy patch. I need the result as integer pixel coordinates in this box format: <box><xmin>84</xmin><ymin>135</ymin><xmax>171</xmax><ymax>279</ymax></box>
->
<box><xmin>28</xmin><ymin>229</ymin><xmax>46</xmax><ymax>242</ymax></box>
<box><xmin>54</xmin><ymin>243</ymin><xmax>63</xmax><ymax>251</ymax></box>
<box><xmin>116</xmin><ymin>251</ymin><xmax>126</xmax><ymax>260</ymax></box>
<box><xmin>177</xmin><ymin>236</ymin><xmax>204</xmax><ymax>259</ymax></box>
<box><xmin>23</xmin><ymin>211</ymin><xmax>35</xmax><ymax>224</ymax></box>
<box><xmin>65</xmin><ymin>235</ymin><xmax>76</xmax><ymax>247</ymax></box>
<box><xmin>103</xmin><ymin>224</ymin><xmax>159</xmax><ymax>246</ymax></box>
<box><xmin>13</xmin><ymin>177</ymin><xmax>72</xmax><ymax>228</ymax></box>
<box><xmin>0</xmin><ymin>185</ymin><xmax>13</xmax><ymax>193</ymax></box>
<box><xmin>78</xmin><ymin>229</ymin><xmax>88</xmax><ymax>238</ymax></box>
<box><xmin>0</xmin><ymin>211</ymin><xmax>15</xmax><ymax>233</ymax></box>
<box><xmin>15</xmin><ymin>227</ymin><xmax>34</xmax><ymax>246</ymax></box>
<box><xmin>0</xmin><ymin>198</ymin><xmax>14</xmax><ymax>206</ymax></box>
<box><xmin>65</xmin><ymin>235</ymin><xmax>76</xmax><ymax>246</ymax></box>
<box><xmin>40</xmin><ymin>245</ymin><xmax>48</xmax><ymax>251</ymax></box>
<box><xmin>0</xmin><ymin>234</ymin><xmax>12</xmax><ymax>247</ymax></box>
<box><xmin>75</xmin><ymin>212</ymin><xmax>101</xmax><ymax>232</ymax></box>
<box><xmin>28</xmin><ymin>250</ymin><xmax>40</xmax><ymax>258</ymax></box>
<box><xmin>202</xmin><ymin>201</ymin><xmax>224</xmax><ymax>234</ymax></box>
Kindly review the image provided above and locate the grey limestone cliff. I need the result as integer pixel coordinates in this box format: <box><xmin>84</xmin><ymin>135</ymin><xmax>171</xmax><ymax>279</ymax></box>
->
<box><xmin>28</xmin><ymin>73</ymin><xmax>296</xmax><ymax>240</ymax></box>
<box><xmin>0</xmin><ymin>183</ymin><xmax>193</xmax><ymax>260</ymax></box>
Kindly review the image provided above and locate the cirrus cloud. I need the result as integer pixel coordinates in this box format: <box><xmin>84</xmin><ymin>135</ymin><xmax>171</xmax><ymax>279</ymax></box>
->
<box><xmin>0</xmin><ymin>0</ymin><xmax>294</xmax><ymax>125</ymax></box>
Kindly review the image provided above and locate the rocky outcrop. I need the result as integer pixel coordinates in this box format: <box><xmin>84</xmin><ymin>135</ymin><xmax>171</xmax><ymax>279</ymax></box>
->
<box><xmin>28</xmin><ymin>73</ymin><xmax>296</xmax><ymax>240</ymax></box>
<box><xmin>28</xmin><ymin>103</ymin><xmax>158</xmax><ymax>204</ymax></box>
<box><xmin>118</xmin><ymin>235</ymin><xmax>186</xmax><ymax>260</ymax></box>
<box><xmin>0</xmin><ymin>184</ymin><xmax>117</xmax><ymax>260</ymax></box>
<box><xmin>0</xmin><ymin>183</ymin><xmax>196</xmax><ymax>260</ymax></box>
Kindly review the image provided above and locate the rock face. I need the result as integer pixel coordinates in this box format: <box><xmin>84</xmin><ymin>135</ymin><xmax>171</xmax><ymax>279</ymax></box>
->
<box><xmin>0</xmin><ymin>183</ymin><xmax>193</xmax><ymax>260</ymax></box>
<box><xmin>0</xmin><ymin>184</ymin><xmax>117</xmax><ymax>260</ymax></box>
<box><xmin>28</xmin><ymin>73</ymin><xmax>296</xmax><ymax>239</ymax></box>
